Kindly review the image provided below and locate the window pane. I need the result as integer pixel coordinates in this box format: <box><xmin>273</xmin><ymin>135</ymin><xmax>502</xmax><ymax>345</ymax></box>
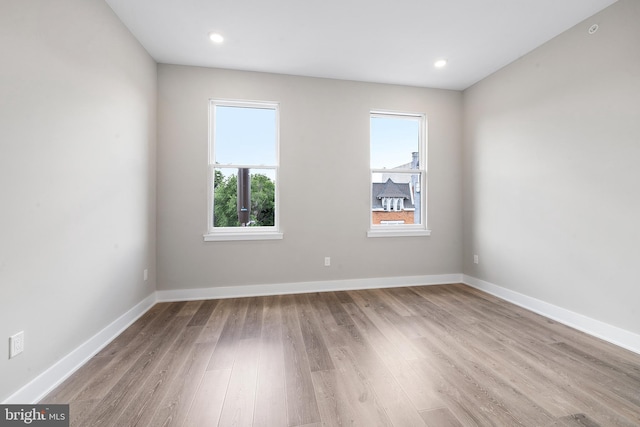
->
<box><xmin>370</xmin><ymin>116</ymin><xmax>419</xmax><ymax>169</ymax></box>
<box><xmin>213</xmin><ymin>168</ymin><xmax>275</xmax><ymax>227</ymax></box>
<box><xmin>372</xmin><ymin>172</ymin><xmax>422</xmax><ymax>225</ymax></box>
<box><xmin>214</xmin><ymin>105</ymin><xmax>277</xmax><ymax>165</ymax></box>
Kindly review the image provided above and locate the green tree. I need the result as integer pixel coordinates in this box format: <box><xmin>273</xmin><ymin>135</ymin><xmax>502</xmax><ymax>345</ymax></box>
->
<box><xmin>251</xmin><ymin>174</ymin><xmax>275</xmax><ymax>226</ymax></box>
<box><xmin>213</xmin><ymin>171</ymin><xmax>275</xmax><ymax>227</ymax></box>
<box><xmin>214</xmin><ymin>169</ymin><xmax>224</xmax><ymax>189</ymax></box>
<box><xmin>214</xmin><ymin>174</ymin><xmax>239</xmax><ymax>227</ymax></box>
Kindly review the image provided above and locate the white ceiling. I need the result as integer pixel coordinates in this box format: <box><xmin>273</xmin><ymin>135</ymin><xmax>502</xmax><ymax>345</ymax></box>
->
<box><xmin>105</xmin><ymin>0</ymin><xmax>617</xmax><ymax>90</ymax></box>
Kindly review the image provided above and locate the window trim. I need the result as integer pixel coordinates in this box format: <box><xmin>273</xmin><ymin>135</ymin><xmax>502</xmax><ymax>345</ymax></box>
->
<box><xmin>203</xmin><ymin>99</ymin><xmax>282</xmax><ymax>242</ymax></box>
<box><xmin>368</xmin><ymin>110</ymin><xmax>430</xmax><ymax>238</ymax></box>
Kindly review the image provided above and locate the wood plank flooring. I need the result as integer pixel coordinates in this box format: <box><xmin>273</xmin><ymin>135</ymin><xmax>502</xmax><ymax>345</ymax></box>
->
<box><xmin>41</xmin><ymin>284</ymin><xmax>640</xmax><ymax>426</ymax></box>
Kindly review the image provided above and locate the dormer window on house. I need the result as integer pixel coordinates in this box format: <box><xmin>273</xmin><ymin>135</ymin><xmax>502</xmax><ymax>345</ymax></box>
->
<box><xmin>382</xmin><ymin>197</ymin><xmax>405</xmax><ymax>212</ymax></box>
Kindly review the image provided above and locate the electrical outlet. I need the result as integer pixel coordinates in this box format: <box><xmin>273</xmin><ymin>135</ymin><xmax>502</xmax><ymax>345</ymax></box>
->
<box><xmin>324</xmin><ymin>257</ymin><xmax>331</xmax><ymax>267</ymax></box>
<box><xmin>143</xmin><ymin>269</ymin><xmax>148</xmax><ymax>281</ymax></box>
<box><xmin>9</xmin><ymin>331</ymin><xmax>24</xmax><ymax>359</ymax></box>
<box><xmin>473</xmin><ymin>254</ymin><xmax>479</xmax><ymax>264</ymax></box>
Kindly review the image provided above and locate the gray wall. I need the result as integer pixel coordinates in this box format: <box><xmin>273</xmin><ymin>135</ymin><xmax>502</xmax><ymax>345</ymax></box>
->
<box><xmin>463</xmin><ymin>0</ymin><xmax>640</xmax><ymax>334</ymax></box>
<box><xmin>157</xmin><ymin>66</ymin><xmax>463</xmax><ymax>290</ymax></box>
<box><xmin>4</xmin><ymin>0</ymin><xmax>636</xmax><ymax>404</ymax></box>
<box><xmin>0</xmin><ymin>0</ymin><xmax>157</xmax><ymax>401</ymax></box>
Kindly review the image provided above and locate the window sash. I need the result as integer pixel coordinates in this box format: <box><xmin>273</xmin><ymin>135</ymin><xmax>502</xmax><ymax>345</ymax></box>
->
<box><xmin>371</xmin><ymin>171</ymin><xmax>425</xmax><ymax>228</ymax></box>
<box><xmin>208</xmin><ymin>170</ymin><xmax>280</xmax><ymax>233</ymax></box>
<box><xmin>209</xmin><ymin>99</ymin><xmax>279</xmax><ymax>166</ymax></box>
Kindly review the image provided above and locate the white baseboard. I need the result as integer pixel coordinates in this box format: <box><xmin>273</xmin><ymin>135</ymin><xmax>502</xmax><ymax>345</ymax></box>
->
<box><xmin>3</xmin><ymin>274</ymin><xmax>459</xmax><ymax>404</ymax></box>
<box><xmin>156</xmin><ymin>274</ymin><xmax>463</xmax><ymax>302</ymax></box>
<box><xmin>3</xmin><ymin>293</ymin><xmax>157</xmax><ymax>404</ymax></box>
<box><xmin>463</xmin><ymin>275</ymin><xmax>640</xmax><ymax>355</ymax></box>
<box><xmin>7</xmin><ymin>272</ymin><xmax>638</xmax><ymax>404</ymax></box>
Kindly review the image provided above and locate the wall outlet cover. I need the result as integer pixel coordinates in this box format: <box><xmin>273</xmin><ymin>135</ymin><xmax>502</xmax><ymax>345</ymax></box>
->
<box><xmin>9</xmin><ymin>331</ymin><xmax>24</xmax><ymax>359</ymax></box>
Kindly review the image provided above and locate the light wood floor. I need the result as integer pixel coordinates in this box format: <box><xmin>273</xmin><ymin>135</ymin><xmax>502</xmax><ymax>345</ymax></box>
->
<box><xmin>42</xmin><ymin>284</ymin><xmax>640</xmax><ymax>426</ymax></box>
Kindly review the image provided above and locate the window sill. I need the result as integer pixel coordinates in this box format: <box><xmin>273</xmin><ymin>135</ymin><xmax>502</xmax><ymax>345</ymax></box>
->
<box><xmin>203</xmin><ymin>231</ymin><xmax>284</xmax><ymax>242</ymax></box>
<box><xmin>367</xmin><ymin>229</ymin><xmax>431</xmax><ymax>238</ymax></box>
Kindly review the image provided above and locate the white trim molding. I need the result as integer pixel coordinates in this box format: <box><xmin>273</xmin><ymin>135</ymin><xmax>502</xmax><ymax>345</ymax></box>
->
<box><xmin>203</xmin><ymin>231</ymin><xmax>283</xmax><ymax>241</ymax></box>
<box><xmin>367</xmin><ymin>229</ymin><xmax>431</xmax><ymax>238</ymax></box>
<box><xmin>463</xmin><ymin>275</ymin><xmax>640</xmax><ymax>355</ymax></box>
<box><xmin>157</xmin><ymin>274</ymin><xmax>462</xmax><ymax>302</ymax></box>
<box><xmin>8</xmin><ymin>273</ymin><xmax>639</xmax><ymax>405</ymax></box>
<box><xmin>3</xmin><ymin>293</ymin><xmax>157</xmax><ymax>404</ymax></box>
<box><xmin>1</xmin><ymin>274</ymin><xmax>459</xmax><ymax>404</ymax></box>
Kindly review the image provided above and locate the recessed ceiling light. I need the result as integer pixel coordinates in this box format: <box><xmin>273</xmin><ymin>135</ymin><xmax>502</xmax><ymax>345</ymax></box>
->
<box><xmin>209</xmin><ymin>32</ymin><xmax>224</xmax><ymax>44</ymax></box>
<box><xmin>434</xmin><ymin>59</ymin><xmax>447</xmax><ymax>68</ymax></box>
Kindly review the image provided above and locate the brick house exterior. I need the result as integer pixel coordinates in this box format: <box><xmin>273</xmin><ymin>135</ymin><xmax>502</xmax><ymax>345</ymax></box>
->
<box><xmin>371</xmin><ymin>178</ymin><xmax>415</xmax><ymax>224</ymax></box>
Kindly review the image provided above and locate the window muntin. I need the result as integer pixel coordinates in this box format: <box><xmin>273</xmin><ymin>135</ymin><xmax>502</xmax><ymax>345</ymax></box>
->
<box><xmin>370</xmin><ymin>112</ymin><xmax>426</xmax><ymax>233</ymax></box>
<box><xmin>207</xmin><ymin>100</ymin><xmax>279</xmax><ymax>235</ymax></box>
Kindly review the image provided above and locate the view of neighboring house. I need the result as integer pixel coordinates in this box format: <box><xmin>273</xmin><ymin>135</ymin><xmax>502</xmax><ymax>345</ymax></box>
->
<box><xmin>372</xmin><ymin>178</ymin><xmax>416</xmax><ymax>224</ymax></box>
<box><xmin>372</xmin><ymin>152</ymin><xmax>421</xmax><ymax>225</ymax></box>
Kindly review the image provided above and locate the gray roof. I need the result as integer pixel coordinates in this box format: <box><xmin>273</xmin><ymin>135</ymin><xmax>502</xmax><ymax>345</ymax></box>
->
<box><xmin>372</xmin><ymin>179</ymin><xmax>414</xmax><ymax>209</ymax></box>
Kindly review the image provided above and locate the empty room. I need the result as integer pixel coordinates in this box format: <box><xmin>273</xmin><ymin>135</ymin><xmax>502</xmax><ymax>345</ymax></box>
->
<box><xmin>1</xmin><ymin>0</ymin><xmax>639</xmax><ymax>426</ymax></box>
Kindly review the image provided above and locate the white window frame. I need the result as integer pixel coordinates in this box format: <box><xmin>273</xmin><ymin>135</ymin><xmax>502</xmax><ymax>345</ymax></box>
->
<box><xmin>368</xmin><ymin>110</ymin><xmax>430</xmax><ymax>238</ymax></box>
<box><xmin>203</xmin><ymin>99</ymin><xmax>282</xmax><ymax>241</ymax></box>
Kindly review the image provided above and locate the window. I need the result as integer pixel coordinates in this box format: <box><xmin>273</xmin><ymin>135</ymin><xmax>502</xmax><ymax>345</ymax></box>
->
<box><xmin>204</xmin><ymin>100</ymin><xmax>282</xmax><ymax>241</ymax></box>
<box><xmin>369</xmin><ymin>111</ymin><xmax>429</xmax><ymax>237</ymax></box>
